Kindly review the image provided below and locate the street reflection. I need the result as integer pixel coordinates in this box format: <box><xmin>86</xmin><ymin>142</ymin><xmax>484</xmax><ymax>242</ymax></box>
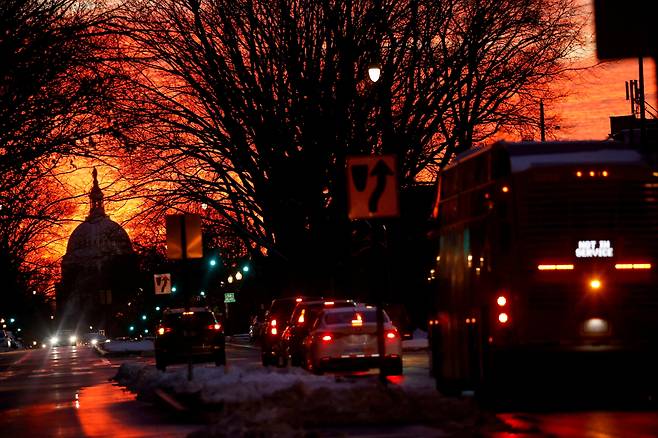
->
<box><xmin>77</xmin><ymin>382</ymin><xmax>198</xmax><ymax>437</ymax></box>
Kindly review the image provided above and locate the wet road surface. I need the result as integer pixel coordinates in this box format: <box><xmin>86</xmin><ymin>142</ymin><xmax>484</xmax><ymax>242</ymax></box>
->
<box><xmin>0</xmin><ymin>346</ymin><xmax>199</xmax><ymax>437</ymax></box>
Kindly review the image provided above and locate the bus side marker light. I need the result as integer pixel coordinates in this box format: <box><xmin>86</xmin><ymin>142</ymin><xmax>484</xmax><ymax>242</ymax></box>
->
<box><xmin>498</xmin><ymin>313</ymin><xmax>509</xmax><ymax>324</ymax></box>
<box><xmin>615</xmin><ymin>263</ymin><xmax>651</xmax><ymax>270</ymax></box>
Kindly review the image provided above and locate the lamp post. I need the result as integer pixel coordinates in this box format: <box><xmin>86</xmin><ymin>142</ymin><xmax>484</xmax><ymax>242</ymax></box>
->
<box><xmin>367</xmin><ymin>58</ymin><xmax>389</xmax><ymax>384</ymax></box>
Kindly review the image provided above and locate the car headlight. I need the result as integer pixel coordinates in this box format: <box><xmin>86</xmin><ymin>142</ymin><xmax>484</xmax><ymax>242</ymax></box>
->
<box><xmin>69</xmin><ymin>335</ymin><xmax>77</xmax><ymax>344</ymax></box>
<box><xmin>50</xmin><ymin>337</ymin><xmax>59</xmax><ymax>345</ymax></box>
<box><xmin>91</xmin><ymin>339</ymin><xmax>98</xmax><ymax>346</ymax></box>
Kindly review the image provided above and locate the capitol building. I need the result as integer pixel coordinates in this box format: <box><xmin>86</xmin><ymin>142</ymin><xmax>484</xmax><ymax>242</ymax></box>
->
<box><xmin>56</xmin><ymin>169</ymin><xmax>138</xmax><ymax>335</ymax></box>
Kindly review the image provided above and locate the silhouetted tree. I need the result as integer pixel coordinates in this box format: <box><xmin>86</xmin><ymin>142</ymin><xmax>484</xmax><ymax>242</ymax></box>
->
<box><xmin>0</xmin><ymin>0</ymin><xmax>119</xmax><ymax>310</ymax></box>
<box><xmin>111</xmin><ymin>0</ymin><xmax>586</xmax><ymax>294</ymax></box>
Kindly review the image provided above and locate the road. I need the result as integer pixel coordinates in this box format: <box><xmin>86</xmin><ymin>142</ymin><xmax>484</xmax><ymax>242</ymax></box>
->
<box><xmin>1</xmin><ymin>342</ymin><xmax>657</xmax><ymax>437</ymax></box>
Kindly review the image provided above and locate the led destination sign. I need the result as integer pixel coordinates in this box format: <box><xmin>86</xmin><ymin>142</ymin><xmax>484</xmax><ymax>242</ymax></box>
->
<box><xmin>575</xmin><ymin>240</ymin><xmax>613</xmax><ymax>258</ymax></box>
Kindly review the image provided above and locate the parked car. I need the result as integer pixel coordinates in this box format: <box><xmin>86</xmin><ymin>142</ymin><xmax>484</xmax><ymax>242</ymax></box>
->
<box><xmin>80</xmin><ymin>332</ymin><xmax>107</xmax><ymax>346</ymax></box>
<box><xmin>154</xmin><ymin>307</ymin><xmax>225</xmax><ymax>371</ymax></box>
<box><xmin>278</xmin><ymin>299</ymin><xmax>356</xmax><ymax>366</ymax></box>
<box><xmin>260</xmin><ymin>296</ymin><xmax>321</xmax><ymax>366</ymax></box>
<box><xmin>302</xmin><ymin>305</ymin><xmax>403</xmax><ymax>375</ymax></box>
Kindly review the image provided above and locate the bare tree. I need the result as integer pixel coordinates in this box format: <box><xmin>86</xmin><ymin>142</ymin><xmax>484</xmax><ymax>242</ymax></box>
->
<box><xmin>0</xmin><ymin>0</ymin><xmax>119</xmax><ymax>307</ymax></box>
<box><xmin>111</xmin><ymin>0</ymin><xmax>586</xmax><ymax>291</ymax></box>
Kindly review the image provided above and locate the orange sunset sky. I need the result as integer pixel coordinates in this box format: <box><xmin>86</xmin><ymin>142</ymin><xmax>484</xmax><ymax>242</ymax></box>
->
<box><xmin>51</xmin><ymin>1</ymin><xmax>657</xmax><ymax>263</ymax></box>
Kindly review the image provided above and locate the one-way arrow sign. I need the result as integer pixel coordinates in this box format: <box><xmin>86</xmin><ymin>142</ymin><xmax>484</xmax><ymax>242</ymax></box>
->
<box><xmin>347</xmin><ymin>155</ymin><xmax>399</xmax><ymax>220</ymax></box>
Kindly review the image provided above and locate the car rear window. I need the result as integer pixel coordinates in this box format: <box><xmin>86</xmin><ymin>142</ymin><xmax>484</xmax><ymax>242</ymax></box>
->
<box><xmin>162</xmin><ymin>311</ymin><xmax>216</xmax><ymax>329</ymax></box>
<box><xmin>269</xmin><ymin>299</ymin><xmax>297</xmax><ymax>316</ymax></box>
<box><xmin>323</xmin><ymin>309</ymin><xmax>389</xmax><ymax>325</ymax></box>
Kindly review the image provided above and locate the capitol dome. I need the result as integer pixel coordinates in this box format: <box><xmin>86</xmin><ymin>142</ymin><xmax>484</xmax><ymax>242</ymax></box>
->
<box><xmin>63</xmin><ymin>168</ymin><xmax>133</xmax><ymax>264</ymax></box>
<box><xmin>57</xmin><ymin>168</ymin><xmax>137</xmax><ymax>337</ymax></box>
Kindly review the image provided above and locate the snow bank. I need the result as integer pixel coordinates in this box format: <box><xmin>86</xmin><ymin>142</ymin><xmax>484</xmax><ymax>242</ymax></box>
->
<box><xmin>402</xmin><ymin>329</ymin><xmax>429</xmax><ymax>350</ymax></box>
<box><xmin>113</xmin><ymin>362</ymin><xmax>505</xmax><ymax>437</ymax></box>
<box><xmin>99</xmin><ymin>339</ymin><xmax>154</xmax><ymax>354</ymax></box>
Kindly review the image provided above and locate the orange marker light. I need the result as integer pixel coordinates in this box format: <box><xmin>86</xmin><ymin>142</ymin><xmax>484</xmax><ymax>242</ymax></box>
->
<box><xmin>576</xmin><ymin>171</ymin><xmax>582</xmax><ymax>177</ymax></box>
<box><xmin>590</xmin><ymin>279</ymin><xmax>602</xmax><ymax>290</ymax></box>
<box><xmin>351</xmin><ymin>313</ymin><xmax>363</xmax><ymax>327</ymax></box>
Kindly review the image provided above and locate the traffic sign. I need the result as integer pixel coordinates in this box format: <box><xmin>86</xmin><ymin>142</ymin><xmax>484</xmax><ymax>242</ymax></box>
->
<box><xmin>166</xmin><ymin>214</ymin><xmax>203</xmax><ymax>259</ymax></box>
<box><xmin>154</xmin><ymin>273</ymin><xmax>171</xmax><ymax>295</ymax></box>
<box><xmin>224</xmin><ymin>292</ymin><xmax>236</xmax><ymax>303</ymax></box>
<box><xmin>347</xmin><ymin>155</ymin><xmax>399</xmax><ymax>219</ymax></box>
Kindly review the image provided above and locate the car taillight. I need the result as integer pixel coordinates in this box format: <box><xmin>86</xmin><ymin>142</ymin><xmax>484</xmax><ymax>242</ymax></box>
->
<box><xmin>271</xmin><ymin>319</ymin><xmax>277</xmax><ymax>327</ymax></box>
<box><xmin>298</xmin><ymin>310</ymin><xmax>305</xmax><ymax>324</ymax></box>
<box><xmin>157</xmin><ymin>327</ymin><xmax>172</xmax><ymax>335</ymax></box>
<box><xmin>321</xmin><ymin>334</ymin><xmax>332</xmax><ymax>342</ymax></box>
<box><xmin>385</xmin><ymin>330</ymin><xmax>398</xmax><ymax>340</ymax></box>
<box><xmin>271</xmin><ymin>327</ymin><xmax>278</xmax><ymax>335</ymax></box>
<box><xmin>208</xmin><ymin>323</ymin><xmax>221</xmax><ymax>330</ymax></box>
<box><xmin>496</xmin><ymin>293</ymin><xmax>510</xmax><ymax>324</ymax></box>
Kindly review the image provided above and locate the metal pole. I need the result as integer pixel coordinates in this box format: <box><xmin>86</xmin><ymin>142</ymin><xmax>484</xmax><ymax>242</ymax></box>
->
<box><xmin>539</xmin><ymin>99</ymin><xmax>545</xmax><ymax>142</ymax></box>
<box><xmin>639</xmin><ymin>57</ymin><xmax>647</xmax><ymax>145</ymax></box>
<box><xmin>179</xmin><ymin>215</ymin><xmax>193</xmax><ymax>382</ymax></box>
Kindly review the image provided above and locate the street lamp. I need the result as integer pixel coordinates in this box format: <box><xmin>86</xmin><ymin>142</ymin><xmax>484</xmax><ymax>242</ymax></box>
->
<box><xmin>235</xmin><ymin>271</ymin><xmax>243</xmax><ymax>281</ymax></box>
<box><xmin>368</xmin><ymin>61</ymin><xmax>381</xmax><ymax>83</ymax></box>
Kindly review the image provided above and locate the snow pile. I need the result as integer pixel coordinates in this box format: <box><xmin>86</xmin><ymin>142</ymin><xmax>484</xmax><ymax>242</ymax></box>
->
<box><xmin>402</xmin><ymin>329</ymin><xmax>429</xmax><ymax>350</ymax></box>
<box><xmin>113</xmin><ymin>362</ymin><xmax>504</xmax><ymax>437</ymax></box>
<box><xmin>100</xmin><ymin>339</ymin><xmax>154</xmax><ymax>354</ymax></box>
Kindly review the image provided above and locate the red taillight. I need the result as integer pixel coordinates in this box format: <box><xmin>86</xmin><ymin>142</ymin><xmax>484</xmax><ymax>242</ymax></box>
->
<box><xmin>271</xmin><ymin>327</ymin><xmax>278</xmax><ymax>335</ymax></box>
<box><xmin>208</xmin><ymin>323</ymin><xmax>221</xmax><ymax>330</ymax></box>
<box><xmin>385</xmin><ymin>330</ymin><xmax>397</xmax><ymax>340</ymax></box>
<box><xmin>321</xmin><ymin>334</ymin><xmax>332</xmax><ymax>342</ymax></box>
<box><xmin>271</xmin><ymin>319</ymin><xmax>277</xmax><ymax>327</ymax></box>
<box><xmin>157</xmin><ymin>327</ymin><xmax>172</xmax><ymax>335</ymax></box>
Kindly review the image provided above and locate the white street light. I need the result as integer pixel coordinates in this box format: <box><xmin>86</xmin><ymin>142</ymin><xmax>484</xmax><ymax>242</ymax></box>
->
<box><xmin>235</xmin><ymin>272</ymin><xmax>243</xmax><ymax>281</ymax></box>
<box><xmin>368</xmin><ymin>62</ymin><xmax>381</xmax><ymax>83</ymax></box>
<box><xmin>228</xmin><ymin>275</ymin><xmax>234</xmax><ymax>284</ymax></box>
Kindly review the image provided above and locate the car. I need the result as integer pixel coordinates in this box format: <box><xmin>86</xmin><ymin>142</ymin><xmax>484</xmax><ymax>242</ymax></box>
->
<box><xmin>154</xmin><ymin>307</ymin><xmax>226</xmax><ymax>371</ymax></box>
<box><xmin>80</xmin><ymin>332</ymin><xmax>107</xmax><ymax>346</ymax></box>
<box><xmin>301</xmin><ymin>305</ymin><xmax>403</xmax><ymax>376</ymax></box>
<box><xmin>49</xmin><ymin>329</ymin><xmax>78</xmax><ymax>347</ymax></box>
<box><xmin>278</xmin><ymin>299</ymin><xmax>357</xmax><ymax>366</ymax></box>
<box><xmin>260</xmin><ymin>296</ymin><xmax>322</xmax><ymax>366</ymax></box>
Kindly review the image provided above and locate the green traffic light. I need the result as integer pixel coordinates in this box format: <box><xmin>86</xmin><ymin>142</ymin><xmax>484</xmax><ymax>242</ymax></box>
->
<box><xmin>209</xmin><ymin>259</ymin><xmax>217</xmax><ymax>267</ymax></box>
<box><xmin>141</xmin><ymin>315</ymin><xmax>147</xmax><ymax>320</ymax></box>
<box><xmin>129</xmin><ymin>325</ymin><xmax>135</xmax><ymax>331</ymax></box>
<box><xmin>242</xmin><ymin>265</ymin><xmax>249</xmax><ymax>272</ymax></box>
<box><xmin>172</xmin><ymin>286</ymin><xmax>177</xmax><ymax>292</ymax></box>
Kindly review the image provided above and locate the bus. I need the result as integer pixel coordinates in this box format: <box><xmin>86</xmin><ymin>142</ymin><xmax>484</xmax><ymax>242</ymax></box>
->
<box><xmin>428</xmin><ymin>140</ymin><xmax>658</xmax><ymax>397</ymax></box>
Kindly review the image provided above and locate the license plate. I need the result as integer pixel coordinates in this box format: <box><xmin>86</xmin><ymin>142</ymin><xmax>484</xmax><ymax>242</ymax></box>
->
<box><xmin>347</xmin><ymin>334</ymin><xmax>369</xmax><ymax>345</ymax></box>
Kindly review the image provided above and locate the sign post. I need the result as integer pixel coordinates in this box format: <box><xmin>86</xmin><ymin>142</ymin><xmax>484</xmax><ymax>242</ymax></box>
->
<box><xmin>165</xmin><ymin>213</ymin><xmax>203</xmax><ymax>381</ymax></box>
<box><xmin>346</xmin><ymin>154</ymin><xmax>399</xmax><ymax>383</ymax></box>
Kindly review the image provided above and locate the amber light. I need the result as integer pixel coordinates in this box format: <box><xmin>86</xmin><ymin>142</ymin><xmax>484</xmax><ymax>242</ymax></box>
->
<box><xmin>324</xmin><ymin>301</ymin><xmax>335</xmax><ymax>305</ymax></box>
<box><xmin>590</xmin><ymin>279</ymin><xmax>602</xmax><ymax>289</ymax></box>
<box><xmin>537</xmin><ymin>264</ymin><xmax>574</xmax><ymax>271</ymax></box>
<box><xmin>576</xmin><ymin>171</ymin><xmax>583</xmax><ymax>177</ymax></box>
<box><xmin>589</xmin><ymin>171</ymin><xmax>595</xmax><ymax>177</ymax></box>
<box><xmin>183</xmin><ymin>311</ymin><xmax>195</xmax><ymax>315</ymax></box>
<box><xmin>615</xmin><ymin>263</ymin><xmax>651</xmax><ymax>270</ymax></box>
<box><xmin>298</xmin><ymin>309</ymin><xmax>305</xmax><ymax>324</ymax></box>
<box><xmin>602</xmin><ymin>170</ymin><xmax>609</xmax><ymax>177</ymax></box>
<box><xmin>351</xmin><ymin>313</ymin><xmax>363</xmax><ymax>327</ymax></box>
<box><xmin>501</xmin><ymin>186</ymin><xmax>510</xmax><ymax>193</ymax></box>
